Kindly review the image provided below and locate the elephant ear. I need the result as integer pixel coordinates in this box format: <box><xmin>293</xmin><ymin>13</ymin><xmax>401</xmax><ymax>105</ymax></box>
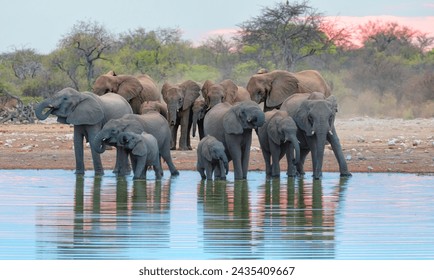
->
<box><xmin>132</xmin><ymin>138</ymin><xmax>147</xmax><ymax>157</ymax></box>
<box><xmin>220</xmin><ymin>79</ymin><xmax>238</xmax><ymax>104</ymax></box>
<box><xmin>223</xmin><ymin>105</ymin><xmax>244</xmax><ymax>134</ymax></box>
<box><xmin>202</xmin><ymin>137</ymin><xmax>213</xmax><ymax>162</ymax></box>
<box><xmin>117</xmin><ymin>76</ymin><xmax>143</xmax><ymax>102</ymax></box>
<box><xmin>181</xmin><ymin>80</ymin><xmax>200</xmax><ymax>110</ymax></box>
<box><xmin>294</xmin><ymin>100</ymin><xmax>313</xmax><ymax>136</ymax></box>
<box><xmin>267</xmin><ymin>71</ymin><xmax>299</xmax><ymax>108</ymax></box>
<box><xmin>67</xmin><ymin>93</ymin><xmax>104</xmax><ymax>125</ymax></box>
<box><xmin>161</xmin><ymin>82</ymin><xmax>172</xmax><ymax>103</ymax></box>
<box><xmin>268</xmin><ymin>114</ymin><xmax>282</xmax><ymax>145</ymax></box>
<box><xmin>326</xmin><ymin>95</ymin><xmax>338</xmax><ymax>113</ymax></box>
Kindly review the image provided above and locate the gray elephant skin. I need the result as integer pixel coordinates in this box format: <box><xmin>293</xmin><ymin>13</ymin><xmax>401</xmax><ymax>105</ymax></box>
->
<box><xmin>257</xmin><ymin>109</ymin><xmax>300</xmax><ymax>178</ymax></box>
<box><xmin>204</xmin><ymin>101</ymin><xmax>265</xmax><ymax>180</ymax></box>
<box><xmin>35</xmin><ymin>87</ymin><xmax>133</xmax><ymax>175</ymax></box>
<box><xmin>117</xmin><ymin>131</ymin><xmax>162</xmax><ymax>180</ymax></box>
<box><xmin>247</xmin><ymin>70</ymin><xmax>331</xmax><ymax>112</ymax></box>
<box><xmin>196</xmin><ymin>135</ymin><xmax>229</xmax><ymax>181</ymax></box>
<box><xmin>93</xmin><ymin>112</ymin><xmax>179</xmax><ymax>176</ymax></box>
<box><xmin>140</xmin><ymin>100</ymin><xmax>168</xmax><ymax>120</ymax></box>
<box><xmin>191</xmin><ymin>97</ymin><xmax>207</xmax><ymax>139</ymax></box>
<box><xmin>93</xmin><ymin>71</ymin><xmax>161</xmax><ymax>114</ymax></box>
<box><xmin>162</xmin><ymin>80</ymin><xmax>201</xmax><ymax>150</ymax></box>
<box><xmin>280</xmin><ymin>92</ymin><xmax>351</xmax><ymax>179</ymax></box>
<box><xmin>201</xmin><ymin>79</ymin><xmax>251</xmax><ymax>109</ymax></box>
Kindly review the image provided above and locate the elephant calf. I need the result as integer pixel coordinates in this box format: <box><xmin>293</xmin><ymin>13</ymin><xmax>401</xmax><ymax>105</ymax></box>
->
<box><xmin>258</xmin><ymin>110</ymin><xmax>300</xmax><ymax>178</ymax></box>
<box><xmin>196</xmin><ymin>135</ymin><xmax>229</xmax><ymax>180</ymax></box>
<box><xmin>117</xmin><ymin>131</ymin><xmax>162</xmax><ymax>180</ymax></box>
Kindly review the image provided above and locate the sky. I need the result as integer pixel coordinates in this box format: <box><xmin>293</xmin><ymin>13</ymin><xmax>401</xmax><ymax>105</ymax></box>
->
<box><xmin>1</xmin><ymin>0</ymin><xmax>433</xmax><ymax>54</ymax></box>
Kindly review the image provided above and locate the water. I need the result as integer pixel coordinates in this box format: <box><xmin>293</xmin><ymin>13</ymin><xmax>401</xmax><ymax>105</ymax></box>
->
<box><xmin>0</xmin><ymin>170</ymin><xmax>433</xmax><ymax>260</ymax></box>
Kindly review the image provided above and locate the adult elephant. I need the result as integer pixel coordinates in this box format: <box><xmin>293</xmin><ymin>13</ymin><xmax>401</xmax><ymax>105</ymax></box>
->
<box><xmin>35</xmin><ymin>87</ymin><xmax>133</xmax><ymax>175</ymax></box>
<box><xmin>93</xmin><ymin>71</ymin><xmax>161</xmax><ymax>114</ymax></box>
<box><xmin>257</xmin><ymin>110</ymin><xmax>300</xmax><ymax>178</ymax></box>
<box><xmin>246</xmin><ymin>70</ymin><xmax>331</xmax><ymax>112</ymax></box>
<box><xmin>280</xmin><ymin>92</ymin><xmax>351</xmax><ymax>179</ymax></box>
<box><xmin>92</xmin><ymin>112</ymin><xmax>179</xmax><ymax>176</ymax></box>
<box><xmin>204</xmin><ymin>101</ymin><xmax>265</xmax><ymax>180</ymax></box>
<box><xmin>201</xmin><ymin>79</ymin><xmax>251</xmax><ymax>109</ymax></box>
<box><xmin>161</xmin><ymin>80</ymin><xmax>201</xmax><ymax>150</ymax></box>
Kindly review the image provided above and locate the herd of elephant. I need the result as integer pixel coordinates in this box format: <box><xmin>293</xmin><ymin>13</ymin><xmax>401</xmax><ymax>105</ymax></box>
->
<box><xmin>35</xmin><ymin>69</ymin><xmax>352</xmax><ymax>181</ymax></box>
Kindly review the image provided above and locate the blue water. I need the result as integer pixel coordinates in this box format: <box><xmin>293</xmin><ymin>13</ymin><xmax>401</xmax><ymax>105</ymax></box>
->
<box><xmin>0</xmin><ymin>170</ymin><xmax>433</xmax><ymax>260</ymax></box>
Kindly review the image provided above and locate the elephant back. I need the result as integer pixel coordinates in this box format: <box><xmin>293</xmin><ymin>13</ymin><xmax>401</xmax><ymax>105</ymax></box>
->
<box><xmin>99</xmin><ymin>93</ymin><xmax>134</xmax><ymax>125</ymax></box>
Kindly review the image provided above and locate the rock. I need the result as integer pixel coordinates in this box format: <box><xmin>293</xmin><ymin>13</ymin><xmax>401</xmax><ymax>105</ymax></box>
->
<box><xmin>346</xmin><ymin>154</ymin><xmax>352</xmax><ymax>161</ymax></box>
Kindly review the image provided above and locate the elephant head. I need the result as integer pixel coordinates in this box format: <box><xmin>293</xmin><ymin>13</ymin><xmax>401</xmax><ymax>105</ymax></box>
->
<box><xmin>202</xmin><ymin>79</ymin><xmax>239</xmax><ymax>109</ymax></box>
<box><xmin>117</xmin><ymin>132</ymin><xmax>146</xmax><ymax>156</ymax></box>
<box><xmin>268</xmin><ymin>111</ymin><xmax>300</xmax><ymax>164</ymax></box>
<box><xmin>93</xmin><ymin>116</ymin><xmax>141</xmax><ymax>153</ymax></box>
<box><xmin>35</xmin><ymin>87</ymin><xmax>104</xmax><ymax>125</ymax></box>
<box><xmin>246</xmin><ymin>70</ymin><xmax>331</xmax><ymax>111</ymax></box>
<box><xmin>223</xmin><ymin>101</ymin><xmax>265</xmax><ymax>134</ymax></box>
<box><xmin>162</xmin><ymin>80</ymin><xmax>200</xmax><ymax>126</ymax></box>
<box><xmin>293</xmin><ymin>95</ymin><xmax>338</xmax><ymax>179</ymax></box>
<box><xmin>140</xmin><ymin>100</ymin><xmax>168</xmax><ymax>119</ymax></box>
<box><xmin>203</xmin><ymin>136</ymin><xmax>229</xmax><ymax>177</ymax></box>
<box><xmin>246</xmin><ymin>70</ymin><xmax>299</xmax><ymax>109</ymax></box>
<box><xmin>191</xmin><ymin>97</ymin><xmax>207</xmax><ymax>138</ymax></box>
<box><xmin>93</xmin><ymin>71</ymin><xmax>145</xmax><ymax>113</ymax></box>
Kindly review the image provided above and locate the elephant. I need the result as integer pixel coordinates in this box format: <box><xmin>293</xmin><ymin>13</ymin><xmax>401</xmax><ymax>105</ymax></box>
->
<box><xmin>35</xmin><ymin>87</ymin><xmax>133</xmax><ymax>175</ymax></box>
<box><xmin>196</xmin><ymin>135</ymin><xmax>229</xmax><ymax>181</ymax></box>
<box><xmin>117</xmin><ymin>131</ymin><xmax>162</xmax><ymax>180</ymax></box>
<box><xmin>201</xmin><ymin>79</ymin><xmax>251</xmax><ymax>109</ymax></box>
<box><xmin>204</xmin><ymin>101</ymin><xmax>265</xmax><ymax>180</ymax></box>
<box><xmin>280</xmin><ymin>92</ymin><xmax>351</xmax><ymax>179</ymax></box>
<box><xmin>93</xmin><ymin>112</ymin><xmax>179</xmax><ymax>176</ymax></box>
<box><xmin>191</xmin><ymin>96</ymin><xmax>207</xmax><ymax>139</ymax></box>
<box><xmin>140</xmin><ymin>100</ymin><xmax>168</xmax><ymax>120</ymax></box>
<box><xmin>161</xmin><ymin>80</ymin><xmax>201</xmax><ymax>150</ymax></box>
<box><xmin>257</xmin><ymin>109</ymin><xmax>300</xmax><ymax>178</ymax></box>
<box><xmin>93</xmin><ymin>71</ymin><xmax>161</xmax><ymax>114</ymax></box>
<box><xmin>246</xmin><ymin>69</ymin><xmax>331</xmax><ymax>112</ymax></box>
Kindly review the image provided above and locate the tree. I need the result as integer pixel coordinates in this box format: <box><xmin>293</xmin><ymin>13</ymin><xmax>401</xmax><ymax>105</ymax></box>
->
<box><xmin>58</xmin><ymin>20</ymin><xmax>114</xmax><ymax>90</ymax></box>
<box><xmin>236</xmin><ymin>0</ymin><xmax>333</xmax><ymax>70</ymax></box>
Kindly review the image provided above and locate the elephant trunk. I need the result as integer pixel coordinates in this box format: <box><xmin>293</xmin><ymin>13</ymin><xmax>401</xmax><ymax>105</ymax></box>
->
<box><xmin>208</xmin><ymin>98</ymin><xmax>221</xmax><ymax>109</ymax></box>
<box><xmin>93</xmin><ymin>131</ymin><xmax>108</xmax><ymax>154</ymax></box>
<box><xmin>192</xmin><ymin>111</ymin><xmax>199</xmax><ymax>137</ymax></box>
<box><xmin>219</xmin><ymin>158</ymin><xmax>229</xmax><ymax>179</ymax></box>
<box><xmin>290</xmin><ymin>134</ymin><xmax>300</xmax><ymax>165</ymax></box>
<box><xmin>167</xmin><ymin>105</ymin><xmax>178</xmax><ymax>126</ymax></box>
<box><xmin>35</xmin><ymin>99</ymin><xmax>54</xmax><ymax>120</ymax></box>
<box><xmin>312</xmin><ymin>132</ymin><xmax>328</xmax><ymax>180</ymax></box>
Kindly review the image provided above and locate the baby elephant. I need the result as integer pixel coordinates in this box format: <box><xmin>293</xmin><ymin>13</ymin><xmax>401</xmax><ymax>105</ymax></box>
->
<box><xmin>117</xmin><ymin>131</ymin><xmax>162</xmax><ymax>180</ymax></box>
<box><xmin>258</xmin><ymin>110</ymin><xmax>300</xmax><ymax>178</ymax></box>
<box><xmin>196</xmin><ymin>135</ymin><xmax>229</xmax><ymax>180</ymax></box>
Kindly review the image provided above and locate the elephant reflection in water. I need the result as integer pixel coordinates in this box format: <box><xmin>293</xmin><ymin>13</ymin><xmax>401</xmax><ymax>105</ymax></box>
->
<box><xmin>38</xmin><ymin>176</ymin><xmax>171</xmax><ymax>259</ymax></box>
<box><xmin>256</xmin><ymin>177</ymin><xmax>349</xmax><ymax>259</ymax></box>
<box><xmin>197</xmin><ymin>180</ymin><xmax>253</xmax><ymax>258</ymax></box>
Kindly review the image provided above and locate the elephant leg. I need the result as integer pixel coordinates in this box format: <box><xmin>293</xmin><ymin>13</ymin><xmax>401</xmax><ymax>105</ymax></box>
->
<box><xmin>170</xmin><ymin>124</ymin><xmax>178</xmax><ymax>150</ymax></box>
<box><xmin>270</xmin><ymin>142</ymin><xmax>281</xmax><ymax>178</ymax></box>
<box><xmin>327</xmin><ymin>131</ymin><xmax>352</xmax><ymax>177</ymax></box>
<box><xmin>241</xmin><ymin>132</ymin><xmax>253</xmax><ymax>179</ymax></box>
<box><xmin>197</xmin><ymin>163</ymin><xmax>206</xmax><ymax>180</ymax></box>
<box><xmin>297</xmin><ymin>148</ymin><xmax>310</xmax><ymax>176</ymax></box>
<box><xmin>115</xmin><ymin>147</ymin><xmax>131</xmax><ymax>176</ymax></box>
<box><xmin>261</xmin><ymin>148</ymin><xmax>272</xmax><ymax>177</ymax></box>
<box><xmin>133</xmin><ymin>158</ymin><xmax>147</xmax><ymax>180</ymax></box>
<box><xmin>87</xmin><ymin>125</ymin><xmax>105</xmax><ymax>175</ymax></box>
<box><xmin>178</xmin><ymin>109</ymin><xmax>191</xmax><ymax>150</ymax></box>
<box><xmin>286</xmin><ymin>143</ymin><xmax>296</xmax><ymax>177</ymax></box>
<box><xmin>160</xmin><ymin>146</ymin><xmax>180</xmax><ymax>176</ymax></box>
<box><xmin>73</xmin><ymin>127</ymin><xmax>86</xmax><ymax>175</ymax></box>
<box><xmin>205</xmin><ymin>162</ymin><xmax>214</xmax><ymax>181</ymax></box>
<box><xmin>154</xmin><ymin>162</ymin><xmax>163</xmax><ymax>180</ymax></box>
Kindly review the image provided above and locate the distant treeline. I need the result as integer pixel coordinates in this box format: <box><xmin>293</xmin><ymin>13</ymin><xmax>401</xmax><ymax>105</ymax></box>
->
<box><xmin>1</xmin><ymin>2</ymin><xmax>433</xmax><ymax>118</ymax></box>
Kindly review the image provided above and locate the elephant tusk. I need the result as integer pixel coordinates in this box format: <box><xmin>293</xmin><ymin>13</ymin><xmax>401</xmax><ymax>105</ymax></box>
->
<box><xmin>311</xmin><ymin>131</ymin><xmax>315</xmax><ymax>135</ymax></box>
<box><xmin>328</xmin><ymin>130</ymin><xmax>333</xmax><ymax>136</ymax></box>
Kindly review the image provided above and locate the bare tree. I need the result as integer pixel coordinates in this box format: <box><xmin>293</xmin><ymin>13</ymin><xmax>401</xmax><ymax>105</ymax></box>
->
<box><xmin>59</xmin><ymin>20</ymin><xmax>114</xmax><ymax>90</ymax></box>
<box><xmin>236</xmin><ymin>0</ymin><xmax>332</xmax><ymax>70</ymax></box>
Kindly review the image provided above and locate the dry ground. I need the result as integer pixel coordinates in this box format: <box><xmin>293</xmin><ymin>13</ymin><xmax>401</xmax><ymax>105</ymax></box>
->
<box><xmin>1</xmin><ymin>117</ymin><xmax>433</xmax><ymax>174</ymax></box>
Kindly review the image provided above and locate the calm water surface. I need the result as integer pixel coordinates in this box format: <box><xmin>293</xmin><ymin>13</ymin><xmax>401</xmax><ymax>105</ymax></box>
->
<box><xmin>0</xmin><ymin>170</ymin><xmax>433</xmax><ymax>260</ymax></box>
